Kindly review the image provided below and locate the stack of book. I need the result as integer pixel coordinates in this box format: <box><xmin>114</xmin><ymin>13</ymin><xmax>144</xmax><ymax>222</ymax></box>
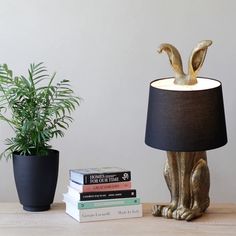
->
<box><xmin>63</xmin><ymin>167</ymin><xmax>142</xmax><ymax>222</ymax></box>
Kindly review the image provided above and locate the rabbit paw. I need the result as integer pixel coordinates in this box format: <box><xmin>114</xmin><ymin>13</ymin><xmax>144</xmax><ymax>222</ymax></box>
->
<box><xmin>152</xmin><ymin>202</ymin><xmax>178</xmax><ymax>218</ymax></box>
<box><xmin>172</xmin><ymin>207</ymin><xmax>203</xmax><ymax>221</ymax></box>
<box><xmin>152</xmin><ymin>204</ymin><xmax>164</xmax><ymax>216</ymax></box>
<box><xmin>162</xmin><ymin>201</ymin><xmax>178</xmax><ymax>218</ymax></box>
<box><xmin>181</xmin><ymin>208</ymin><xmax>203</xmax><ymax>221</ymax></box>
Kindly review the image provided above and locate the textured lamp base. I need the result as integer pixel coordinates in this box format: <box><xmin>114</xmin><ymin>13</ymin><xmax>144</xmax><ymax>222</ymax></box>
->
<box><xmin>152</xmin><ymin>151</ymin><xmax>210</xmax><ymax>221</ymax></box>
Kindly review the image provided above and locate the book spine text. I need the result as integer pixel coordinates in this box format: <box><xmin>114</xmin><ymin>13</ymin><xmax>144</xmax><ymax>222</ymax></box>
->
<box><xmin>82</xmin><ymin>171</ymin><xmax>131</xmax><ymax>185</ymax></box>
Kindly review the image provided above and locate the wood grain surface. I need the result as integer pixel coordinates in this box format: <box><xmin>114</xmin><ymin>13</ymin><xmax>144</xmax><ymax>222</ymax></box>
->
<box><xmin>0</xmin><ymin>203</ymin><xmax>235</xmax><ymax>236</ymax></box>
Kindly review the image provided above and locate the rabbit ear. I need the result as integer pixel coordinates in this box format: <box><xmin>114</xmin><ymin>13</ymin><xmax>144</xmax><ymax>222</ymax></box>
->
<box><xmin>158</xmin><ymin>43</ymin><xmax>185</xmax><ymax>80</ymax></box>
<box><xmin>188</xmin><ymin>40</ymin><xmax>212</xmax><ymax>81</ymax></box>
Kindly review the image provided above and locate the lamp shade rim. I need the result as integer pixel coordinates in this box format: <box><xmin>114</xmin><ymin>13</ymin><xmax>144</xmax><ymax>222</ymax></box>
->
<box><xmin>150</xmin><ymin>77</ymin><xmax>222</xmax><ymax>92</ymax></box>
<box><xmin>144</xmin><ymin>138</ymin><xmax>228</xmax><ymax>152</ymax></box>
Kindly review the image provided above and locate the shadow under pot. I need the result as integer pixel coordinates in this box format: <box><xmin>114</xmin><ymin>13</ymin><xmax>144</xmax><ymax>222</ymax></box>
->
<box><xmin>13</xmin><ymin>149</ymin><xmax>59</xmax><ymax>212</ymax></box>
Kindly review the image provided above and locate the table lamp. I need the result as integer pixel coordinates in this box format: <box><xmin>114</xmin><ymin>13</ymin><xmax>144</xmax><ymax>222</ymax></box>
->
<box><xmin>145</xmin><ymin>40</ymin><xmax>227</xmax><ymax>221</ymax></box>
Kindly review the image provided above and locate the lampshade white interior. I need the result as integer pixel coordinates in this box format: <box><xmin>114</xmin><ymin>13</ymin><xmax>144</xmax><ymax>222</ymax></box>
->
<box><xmin>151</xmin><ymin>78</ymin><xmax>221</xmax><ymax>91</ymax></box>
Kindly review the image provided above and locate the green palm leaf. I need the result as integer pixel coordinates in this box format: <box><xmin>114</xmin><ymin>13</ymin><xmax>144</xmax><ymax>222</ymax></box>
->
<box><xmin>0</xmin><ymin>63</ymin><xmax>80</xmax><ymax>159</ymax></box>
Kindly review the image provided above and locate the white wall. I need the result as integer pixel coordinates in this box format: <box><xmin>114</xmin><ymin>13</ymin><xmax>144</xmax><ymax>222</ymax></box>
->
<box><xmin>0</xmin><ymin>0</ymin><xmax>235</xmax><ymax>203</ymax></box>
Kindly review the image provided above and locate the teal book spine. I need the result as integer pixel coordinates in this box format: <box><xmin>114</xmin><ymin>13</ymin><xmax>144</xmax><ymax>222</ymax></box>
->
<box><xmin>77</xmin><ymin>198</ymin><xmax>140</xmax><ymax>209</ymax></box>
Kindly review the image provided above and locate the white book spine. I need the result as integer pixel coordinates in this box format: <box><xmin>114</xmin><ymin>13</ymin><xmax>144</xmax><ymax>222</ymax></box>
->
<box><xmin>69</xmin><ymin>180</ymin><xmax>82</xmax><ymax>191</ymax></box>
<box><xmin>67</xmin><ymin>186</ymin><xmax>81</xmax><ymax>199</ymax></box>
<box><xmin>65</xmin><ymin>201</ymin><xmax>143</xmax><ymax>222</ymax></box>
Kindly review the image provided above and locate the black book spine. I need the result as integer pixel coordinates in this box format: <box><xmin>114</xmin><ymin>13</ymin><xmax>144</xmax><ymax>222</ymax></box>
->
<box><xmin>83</xmin><ymin>171</ymin><xmax>131</xmax><ymax>185</ymax></box>
<box><xmin>79</xmin><ymin>189</ymin><xmax>136</xmax><ymax>201</ymax></box>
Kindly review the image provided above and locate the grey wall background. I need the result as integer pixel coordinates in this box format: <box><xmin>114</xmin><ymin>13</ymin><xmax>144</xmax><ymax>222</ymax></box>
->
<box><xmin>0</xmin><ymin>0</ymin><xmax>235</xmax><ymax>203</ymax></box>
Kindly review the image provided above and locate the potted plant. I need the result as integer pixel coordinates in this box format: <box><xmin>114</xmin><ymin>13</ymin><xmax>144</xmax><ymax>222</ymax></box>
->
<box><xmin>0</xmin><ymin>63</ymin><xmax>80</xmax><ymax>211</ymax></box>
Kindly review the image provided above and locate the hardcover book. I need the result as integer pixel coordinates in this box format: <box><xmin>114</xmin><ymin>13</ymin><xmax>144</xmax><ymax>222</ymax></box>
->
<box><xmin>67</xmin><ymin>186</ymin><xmax>136</xmax><ymax>201</ymax></box>
<box><xmin>64</xmin><ymin>201</ymin><xmax>143</xmax><ymax>222</ymax></box>
<box><xmin>69</xmin><ymin>180</ymin><xmax>131</xmax><ymax>192</ymax></box>
<box><xmin>69</xmin><ymin>167</ymin><xmax>131</xmax><ymax>185</ymax></box>
<box><xmin>63</xmin><ymin>192</ymin><xmax>140</xmax><ymax>209</ymax></box>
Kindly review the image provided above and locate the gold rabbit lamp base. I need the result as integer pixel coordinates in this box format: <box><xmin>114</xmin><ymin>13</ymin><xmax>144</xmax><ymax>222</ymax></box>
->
<box><xmin>152</xmin><ymin>151</ymin><xmax>210</xmax><ymax>221</ymax></box>
<box><xmin>145</xmin><ymin>40</ymin><xmax>227</xmax><ymax>221</ymax></box>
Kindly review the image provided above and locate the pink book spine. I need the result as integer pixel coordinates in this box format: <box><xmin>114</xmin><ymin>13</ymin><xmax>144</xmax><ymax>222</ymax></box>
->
<box><xmin>82</xmin><ymin>181</ymin><xmax>131</xmax><ymax>192</ymax></box>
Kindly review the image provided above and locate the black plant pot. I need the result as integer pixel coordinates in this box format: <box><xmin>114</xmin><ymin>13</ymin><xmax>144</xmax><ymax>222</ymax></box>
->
<box><xmin>13</xmin><ymin>149</ymin><xmax>59</xmax><ymax>212</ymax></box>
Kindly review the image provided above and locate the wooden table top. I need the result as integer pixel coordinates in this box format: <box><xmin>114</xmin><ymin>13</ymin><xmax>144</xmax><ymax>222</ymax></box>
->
<box><xmin>0</xmin><ymin>202</ymin><xmax>236</xmax><ymax>236</ymax></box>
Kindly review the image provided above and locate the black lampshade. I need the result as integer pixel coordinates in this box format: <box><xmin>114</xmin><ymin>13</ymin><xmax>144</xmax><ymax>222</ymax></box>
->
<box><xmin>145</xmin><ymin>77</ymin><xmax>227</xmax><ymax>152</ymax></box>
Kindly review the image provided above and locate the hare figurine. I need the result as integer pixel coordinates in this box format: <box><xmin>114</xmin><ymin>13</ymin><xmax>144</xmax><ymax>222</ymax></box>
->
<box><xmin>152</xmin><ymin>40</ymin><xmax>212</xmax><ymax>221</ymax></box>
